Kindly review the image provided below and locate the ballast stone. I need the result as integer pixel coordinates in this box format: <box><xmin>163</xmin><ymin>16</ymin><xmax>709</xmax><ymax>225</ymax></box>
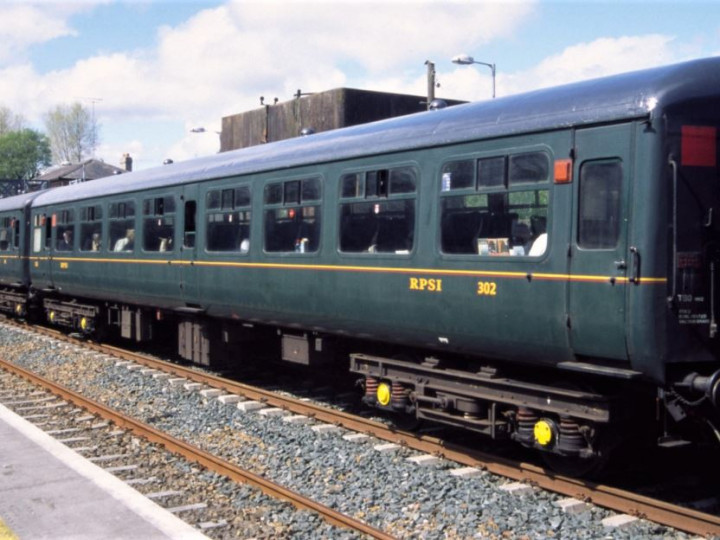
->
<box><xmin>449</xmin><ymin>466</ymin><xmax>483</xmax><ymax>478</ymax></box>
<box><xmin>237</xmin><ymin>401</ymin><xmax>264</xmax><ymax>412</ymax></box>
<box><xmin>406</xmin><ymin>454</ymin><xmax>442</xmax><ymax>467</ymax></box>
<box><xmin>258</xmin><ymin>407</ymin><xmax>289</xmax><ymax>417</ymax></box>
<box><xmin>499</xmin><ymin>482</ymin><xmax>533</xmax><ymax>495</ymax></box>
<box><xmin>602</xmin><ymin>514</ymin><xmax>638</xmax><ymax>529</ymax></box>
<box><xmin>374</xmin><ymin>443</ymin><xmax>401</xmax><ymax>453</ymax></box>
<box><xmin>554</xmin><ymin>497</ymin><xmax>590</xmax><ymax>515</ymax></box>
<box><xmin>217</xmin><ymin>394</ymin><xmax>242</xmax><ymax>404</ymax></box>
<box><xmin>282</xmin><ymin>414</ymin><xmax>312</xmax><ymax>424</ymax></box>
<box><xmin>312</xmin><ymin>424</ymin><xmax>344</xmax><ymax>435</ymax></box>
<box><xmin>342</xmin><ymin>432</ymin><xmax>368</xmax><ymax>442</ymax></box>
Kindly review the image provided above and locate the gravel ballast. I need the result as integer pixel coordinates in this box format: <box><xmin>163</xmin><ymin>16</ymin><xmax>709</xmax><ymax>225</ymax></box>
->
<box><xmin>0</xmin><ymin>323</ymin><xmax>700</xmax><ymax>539</ymax></box>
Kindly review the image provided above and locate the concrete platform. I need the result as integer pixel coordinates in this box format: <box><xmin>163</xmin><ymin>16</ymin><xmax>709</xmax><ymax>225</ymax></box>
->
<box><xmin>0</xmin><ymin>403</ymin><xmax>207</xmax><ymax>540</ymax></box>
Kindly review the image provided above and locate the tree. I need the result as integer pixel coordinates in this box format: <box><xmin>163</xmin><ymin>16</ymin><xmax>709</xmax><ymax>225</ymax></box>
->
<box><xmin>0</xmin><ymin>106</ymin><xmax>25</xmax><ymax>136</ymax></box>
<box><xmin>0</xmin><ymin>129</ymin><xmax>52</xmax><ymax>180</ymax></box>
<box><xmin>43</xmin><ymin>102</ymin><xmax>99</xmax><ymax>164</ymax></box>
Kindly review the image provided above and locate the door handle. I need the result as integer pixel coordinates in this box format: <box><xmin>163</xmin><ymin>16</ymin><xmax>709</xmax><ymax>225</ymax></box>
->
<box><xmin>629</xmin><ymin>246</ymin><xmax>640</xmax><ymax>284</ymax></box>
<box><xmin>614</xmin><ymin>259</ymin><xmax>627</xmax><ymax>270</ymax></box>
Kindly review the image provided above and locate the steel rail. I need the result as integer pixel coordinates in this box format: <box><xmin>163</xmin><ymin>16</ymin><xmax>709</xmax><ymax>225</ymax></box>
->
<box><xmin>6</xmin><ymin>321</ymin><xmax>720</xmax><ymax>537</ymax></box>
<box><xmin>84</xmin><ymin>340</ymin><xmax>720</xmax><ymax>537</ymax></box>
<box><xmin>0</xmin><ymin>357</ymin><xmax>395</xmax><ymax>540</ymax></box>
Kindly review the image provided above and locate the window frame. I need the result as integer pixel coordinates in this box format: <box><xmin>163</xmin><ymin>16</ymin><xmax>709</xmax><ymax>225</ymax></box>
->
<box><xmin>338</xmin><ymin>164</ymin><xmax>418</xmax><ymax>256</ymax></box>
<box><xmin>205</xmin><ymin>184</ymin><xmax>252</xmax><ymax>254</ymax></box>
<box><xmin>108</xmin><ymin>199</ymin><xmax>137</xmax><ymax>253</ymax></box>
<box><xmin>577</xmin><ymin>159</ymin><xmax>623</xmax><ymax>250</ymax></box>
<box><xmin>263</xmin><ymin>176</ymin><xmax>323</xmax><ymax>254</ymax></box>
<box><xmin>438</xmin><ymin>149</ymin><xmax>551</xmax><ymax>258</ymax></box>
<box><xmin>141</xmin><ymin>195</ymin><xmax>176</xmax><ymax>253</ymax></box>
<box><xmin>54</xmin><ymin>208</ymin><xmax>75</xmax><ymax>252</ymax></box>
<box><xmin>0</xmin><ymin>216</ymin><xmax>14</xmax><ymax>252</ymax></box>
<box><xmin>79</xmin><ymin>204</ymin><xmax>104</xmax><ymax>253</ymax></box>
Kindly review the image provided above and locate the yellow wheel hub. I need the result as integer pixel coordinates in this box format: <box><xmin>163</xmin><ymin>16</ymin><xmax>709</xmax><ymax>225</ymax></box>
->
<box><xmin>376</xmin><ymin>382</ymin><xmax>392</xmax><ymax>406</ymax></box>
<box><xmin>533</xmin><ymin>419</ymin><xmax>555</xmax><ymax>447</ymax></box>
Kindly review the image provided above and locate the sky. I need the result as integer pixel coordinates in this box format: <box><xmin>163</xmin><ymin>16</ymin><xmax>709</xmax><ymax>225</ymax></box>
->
<box><xmin>1</xmin><ymin>0</ymin><xmax>719</xmax><ymax>172</ymax></box>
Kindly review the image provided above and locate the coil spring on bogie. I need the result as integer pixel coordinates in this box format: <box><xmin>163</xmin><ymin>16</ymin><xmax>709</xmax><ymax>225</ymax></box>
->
<box><xmin>516</xmin><ymin>407</ymin><xmax>538</xmax><ymax>444</ymax></box>
<box><xmin>391</xmin><ymin>381</ymin><xmax>408</xmax><ymax>409</ymax></box>
<box><xmin>365</xmin><ymin>377</ymin><xmax>378</xmax><ymax>398</ymax></box>
<box><xmin>557</xmin><ymin>417</ymin><xmax>585</xmax><ymax>454</ymax></box>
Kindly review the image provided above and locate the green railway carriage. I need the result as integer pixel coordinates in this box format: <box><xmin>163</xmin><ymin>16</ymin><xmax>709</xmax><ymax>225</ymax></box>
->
<box><xmin>21</xmin><ymin>57</ymin><xmax>720</xmax><ymax>472</ymax></box>
<box><xmin>0</xmin><ymin>192</ymin><xmax>40</xmax><ymax>317</ymax></box>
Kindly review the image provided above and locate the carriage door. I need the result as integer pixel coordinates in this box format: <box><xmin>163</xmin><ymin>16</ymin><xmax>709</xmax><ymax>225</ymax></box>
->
<box><xmin>31</xmin><ymin>211</ymin><xmax>53</xmax><ymax>289</ymax></box>
<box><xmin>179</xmin><ymin>186</ymin><xmax>200</xmax><ymax>304</ymax></box>
<box><xmin>567</xmin><ymin>124</ymin><xmax>633</xmax><ymax>360</ymax></box>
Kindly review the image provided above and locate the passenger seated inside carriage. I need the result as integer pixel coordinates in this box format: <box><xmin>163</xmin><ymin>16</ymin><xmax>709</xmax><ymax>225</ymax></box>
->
<box><xmin>113</xmin><ymin>228</ymin><xmax>134</xmax><ymax>251</ymax></box>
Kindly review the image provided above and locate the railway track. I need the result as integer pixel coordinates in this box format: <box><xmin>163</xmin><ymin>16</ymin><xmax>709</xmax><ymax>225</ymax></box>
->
<box><xmin>2</xmin><ymin>319</ymin><xmax>719</xmax><ymax>538</ymax></box>
<box><xmin>0</xmin><ymin>355</ymin><xmax>391</xmax><ymax>539</ymax></box>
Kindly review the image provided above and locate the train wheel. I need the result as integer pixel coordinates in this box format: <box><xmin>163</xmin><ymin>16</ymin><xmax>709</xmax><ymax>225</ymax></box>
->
<box><xmin>387</xmin><ymin>410</ymin><xmax>422</xmax><ymax>431</ymax></box>
<box><xmin>541</xmin><ymin>450</ymin><xmax>609</xmax><ymax>478</ymax></box>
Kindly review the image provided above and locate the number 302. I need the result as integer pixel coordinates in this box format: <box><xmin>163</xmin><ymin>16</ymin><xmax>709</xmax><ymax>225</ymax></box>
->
<box><xmin>476</xmin><ymin>281</ymin><xmax>497</xmax><ymax>296</ymax></box>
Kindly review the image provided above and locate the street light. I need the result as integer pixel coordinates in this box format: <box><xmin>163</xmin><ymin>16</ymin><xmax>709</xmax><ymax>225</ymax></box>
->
<box><xmin>452</xmin><ymin>54</ymin><xmax>496</xmax><ymax>99</ymax></box>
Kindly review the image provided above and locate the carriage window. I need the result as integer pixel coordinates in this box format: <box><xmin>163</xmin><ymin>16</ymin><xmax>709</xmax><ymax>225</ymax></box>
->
<box><xmin>509</xmin><ymin>152</ymin><xmax>549</xmax><ymax>185</ymax></box>
<box><xmin>32</xmin><ymin>214</ymin><xmax>47</xmax><ymax>252</ymax></box>
<box><xmin>302</xmin><ymin>177</ymin><xmax>321</xmax><ymax>201</ymax></box>
<box><xmin>441</xmin><ymin>160</ymin><xmax>474</xmax><ymax>191</ymax></box>
<box><xmin>389</xmin><ymin>167</ymin><xmax>417</xmax><ymax>194</ymax></box>
<box><xmin>366</xmin><ymin>170</ymin><xmax>389</xmax><ymax>198</ymax></box>
<box><xmin>55</xmin><ymin>209</ymin><xmax>75</xmax><ymax>252</ymax></box>
<box><xmin>341</xmin><ymin>173</ymin><xmax>363</xmax><ymax>198</ymax></box>
<box><xmin>143</xmin><ymin>196</ymin><xmax>175</xmax><ymax>252</ymax></box>
<box><xmin>206</xmin><ymin>186</ymin><xmax>251</xmax><ymax>253</ymax></box>
<box><xmin>264</xmin><ymin>183</ymin><xmax>283</xmax><ymax>205</ymax></box>
<box><xmin>284</xmin><ymin>181</ymin><xmax>301</xmax><ymax>204</ymax></box>
<box><xmin>12</xmin><ymin>217</ymin><xmax>19</xmax><ymax>249</ymax></box>
<box><xmin>0</xmin><ymin>217</ymin><xmax>12</xmax><ymax>251</ymax></box>
<box><xmin>109</xmin><ymin>201</ymin><xmax>136</xmax><ymax>252</ymax></box>
<box><xmin>478</xmin><ymin>156</ymin><xmax>506</xmax><ymax>189</ymax></box>
<box><xmin>339</xmin><ymin>166</ymin><xmax>417</xmax><ymax>254</ymax></box>
<box><xmin>578</xmin><ymin>160</ymin><xmax>622</xmax><ymax>249</ymax></box>
<box><xmin>264</xmin><ymin>178</ymin><xmax>321</xmax><ymax>253</ymax></box>
<box><xmin>441</xmin><ymin>191</ymin><xmax>548</xmax><ymax>255</ymax></box>
<box><xmin>221</xmin><ymin>189</ymin><xmax>234</xmax><ymax>210</ymax></box>
<box><xmin>44</xmin><ymin>214</ymin><xmax>51</xmax><ymax>250</ymax></box>
<box><xmin>440</xmin><ymin>151</ymin><xmax>549</xmax><ymax>257</ymax></box>
<box><xmin>80</xmin><ymin>205</ymin><xmax>103</xmax><ymax>252</ymax></box>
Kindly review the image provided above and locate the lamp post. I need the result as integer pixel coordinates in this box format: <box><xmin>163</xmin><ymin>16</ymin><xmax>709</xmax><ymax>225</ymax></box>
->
<box><xmin>452</xmin><ymin>54</ymin><xmax>496</xmax><ymax>99</ymax></box>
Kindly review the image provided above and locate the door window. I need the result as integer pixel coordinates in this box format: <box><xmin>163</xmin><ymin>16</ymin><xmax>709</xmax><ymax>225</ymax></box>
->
<box><xmin>577</xmin><ymin>160</ymin><xmax>622</xmax><ymax>249</ymax></box>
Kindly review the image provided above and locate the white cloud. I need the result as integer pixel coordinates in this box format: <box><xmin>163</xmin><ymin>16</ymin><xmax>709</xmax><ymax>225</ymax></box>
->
<box><xmin>516</xmin><ymin>35</ymin><xmax>678</xmax><ymax>91</ymax></box>
<box><xmin>0</xmin><ymin>2</ymin><xmax>106</xmax><ymax>66</ymax></box>
<box><xmin>0</xmin><ymin>1</ymin><xmax>714</xmax><ymax>170</ymax></box>
<box><xmin>0</xmin><ymin>0</ymin><xmax>537</xmax><ymax>168</ymax></box>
